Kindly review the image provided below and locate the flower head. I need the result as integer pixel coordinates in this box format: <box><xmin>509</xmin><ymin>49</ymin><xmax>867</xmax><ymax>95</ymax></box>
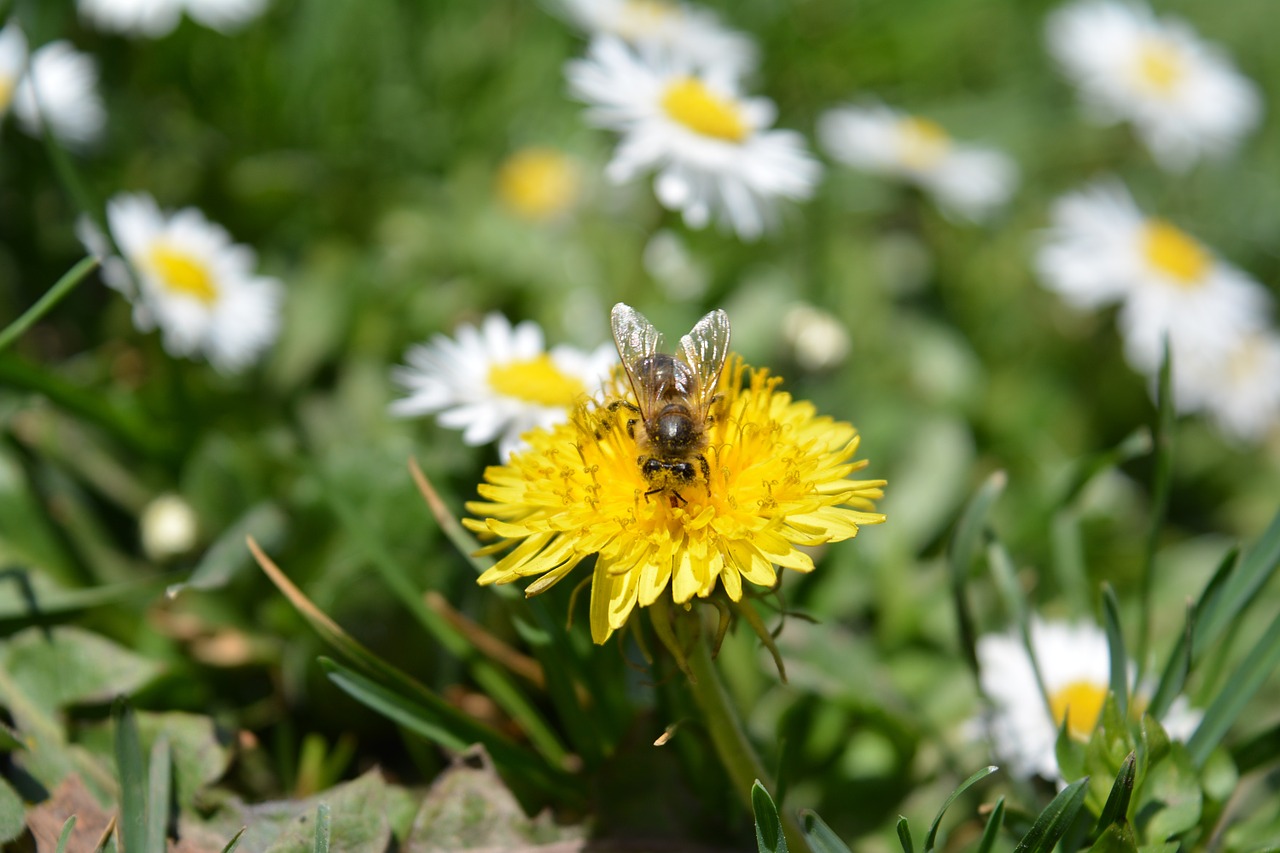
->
<box><xmin>818</xmin><ymin>103</ymin><xmax>1018</xmax><ymax>222</ymax></box>
<box><xmin>391</xmin><ymin>314</ymin><xmax>617</xmax><ymax>461</ymax></box>
<box><xmin>977</xmin><ymin>618</ymin><xmax>1200</xmax><ymax>781</ymax></box>
<box><xmin>78</xmin><ymin>0</ymin><xmax>270</xmax><ymax>37</ymax></box>
<box><xmin>495</xmin><ymin>147</ymin><xmax>583</xmax><ymax>222</ymax></box>
<box><xmin>1036</xmin><ymin>179</ymin><xmax>1270</xmax><ymax>418</ymax></box>
<box><xmin>553</xmin><ymin>0</ymin><xmax>757</xmax><ymax>77</ymax></box>
<box><xmin>1046</xmin><ymin>0</ymin><xmax>1261</xmax><ymax>171</ymax></box>
<box><xmin>466</xmin><ymin>354</ymin><xmax>885</xmax><ymax>644</ymax></box>
<box><xmin>1178</xmin><ymin>328</ymin><xmax>1280</xmax><ymax>444</ymax></box>
<box><xmin>566</xmin><ymin>36</ymin><xmax>820</xmax><ymax>240</ymax></box>
<box><xmin>81</xmin><ymin>192</ymin><xmax>284</xmax><ymax>373</ymax></box>
<box><xmin>0</xmin><ymin>23</ymin><xmax>26</xmax><ymax>119</ymax></box>
<box><xmin>9</xmin><ymin>36</ymin><xmax>106</xmax><ymax>147</ymax></box>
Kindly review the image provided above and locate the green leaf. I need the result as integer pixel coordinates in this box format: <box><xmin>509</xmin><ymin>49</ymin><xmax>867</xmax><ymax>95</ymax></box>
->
<box><xmin>1095</xmin><ymin>752</ymin><xmax>1136</xmax><ymax>836</ymax></box>
<box><xmin>166</xmin><ymin>503</ymin><xmax>286</xmax><ymax>597</ymax></box>
<box><xmin>0</xmin><ymin>626</ymin><xmax>162</xmax><ymax>713</ymax></box>
<box><xmin>1186</xmin><ymin>607</ymin><xmax>1280</xmax><ymax>768</ymax></box>
<box><xmin>800</xmin><ymin>810</ymin><xmax>853</xmax><ymax>853</ymax></box>
<box><xmin>56</xmin><ymin>816</ymin><xmax>77</xmax><ymax>853</ymax></box>
<box><xmin>1193</xmin><ymin>510</ymin><xmax>1280</xmax><ymax>663</ymax></box>
<box><xmin>1101</xmin><ymin>584</ymin><xmax>1129</xmax><ymax>721</ymax></box>
<box><xmin>1147</xmin><ymin>595</ymin><xmax>1200</xmax><ymax>724</ymax></box>
<box><xmin>114</xmin><ymin>700</ymin><xmax>147</xmax><ymax>853</ymax></box>
<box><xmin>1135</xmin><ymin>339</ymin><xmax>1176</xmax><ymax>677</ymax></box>
<box><xmin>0</xmin><ymin>776</ymin><xmax>23</xmax><ymax>844</ymax></box>
<box><xmin>0</xmin><ymin>256</ymin><xmax>99</xmax><ymax>352</ymax></box>
<box><xmin>1057</xmin><ymin>714</ymin><xmax>1087</xmax><ymax>783</ymax></box>
<box><xmin>1051</xmin><ymin>511</ymin><xmax>1090</xmax><ymax>617</ymax></box>
<box><xmin>1137</xmin><ymin>713</ymin><xmax>1171</xmax><ymax>784</ymax></box>
<box><xmin>220</xmin><ymin>828</ymin><xmax>246</xmax><ymax>853</ymax></box>
<box><xmin>312</xmin><ymin>803</ymin><xmax>330</xmax><ymax>853</ymax></box>
<box><xmin>752</xmin><ymin>780</ymin><xmax>788</xmax><ymax>853</ymax></box>
<box><xmin>1056</xmin><ymin>428</ymin><xmax>1151</xmax><ymax>508</ymax></box>
<box><xmin>948</xmin><ymin>471</ymin><xmax>1006</xmax><ymax>674</ymax></box>
<box><xmin>897</xmin><ymin>817</ymin><xmax>914</xmax><ymax>853</ymax></box>
<box><xmin>0</xmin><ymin>570</ymin><xmax>166</xmax><ymax>629</ymax></box>
<box><xmin>1013</xmin><ymin>777</ymin><xmax>1090</xmax><ymax>853</ymax></box>
<box><xmin>1136</xmin><ymin>744</ymin><xmax>1202</xmax><ymax>842</ymax></box>
<box><xmin>974</xmin><ymin>797</ymin><xmax>1005</xmax><ymax>853</ymax></box>
<box><xmin>1090</xmin><ymin>821</ymin><xmax>1139</xmax><ymax>853</ymax></box>
<box><xmin>146</xmin><ymin>735</ymin><xmax>172</xmax><ymax>853</ymax></box>
<box><xmin>923</xmin><ymin>765</ymin><xmax>998</xmax><ymax>852</ymax></box>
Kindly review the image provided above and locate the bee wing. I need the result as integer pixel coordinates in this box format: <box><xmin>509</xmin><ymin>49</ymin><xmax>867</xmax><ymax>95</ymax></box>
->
<box><xmin>610</xmin><ymin>303</ymin><xmax>664</xmax><ymax>417</ymax></box>
<box><xmin>678</xmin><ymin>308</ymin><xmax>731</xmax><ymax>413</ymax></box>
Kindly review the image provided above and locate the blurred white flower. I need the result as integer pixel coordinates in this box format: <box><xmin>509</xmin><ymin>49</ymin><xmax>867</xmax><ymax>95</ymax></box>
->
<box><xmin>553</xmin><ymin>0</ymin><xmax>757</xmax><ymax>77</ymax></box>
<box><xmin>567</xmin><ymin>36</ymin><xmax>819</xmax><ymax>240</ymax></box>
<box><xmin>977</xmin><ymin>618</ymin><xmax>1200</xmax><ymax>781</ymax></box>
<box><xmin>391</xmin><ymin>314</ymin><xmax>617</xmax><ymax>460</ymax></box>
<box><xmin>141</xmin><ymin>493</ymin><xmax>199</xmax><ymax>561</ymax></box>
<box><xmin>80</xmin><ymin>193</ymin><xmax>284</xmax><ymax>373</ymax></box>
<box><xmin>1037</xmin><ymin>179</ymin><xmax>1270</xmax><ymax>413</ymax></box>
<box><xmin>1179</xmin><ymin>328</ymin><xmax>1280</xmax><ymax>444</ymax></box>
<box><xmin>9</xmin><ymin>38</ymin><xmax>106</xmax><ymax>147</ymax></box>
<box><xmin>1045</xmin><ymin>0</ymin><xmax>1261</xmax><ymax>171</ymax></box>
<box><xmin>782</xmin><ymin>303</ymin><xmax>851</xmax><ymax>371</ymax></box>
<box><xmin>0</xmin><ymin>23</ymin><xmax>26</xmax><ymax>119</ymax></box>
<box><xmin>79</xmin><ymin>0</ymin><xmax>270</xmax><ymax>37</ymax></box>
<box><xmin>818</xmin><ymin>103</ymin><xmax>1018</xmax><ymax>222</ymax></box>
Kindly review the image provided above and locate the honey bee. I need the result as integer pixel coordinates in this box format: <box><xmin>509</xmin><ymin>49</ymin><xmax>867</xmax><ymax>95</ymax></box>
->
<box><xmin>609</xmin><ymin>302</ymin><xmax>731</xmax><ymax>504</ymax></box>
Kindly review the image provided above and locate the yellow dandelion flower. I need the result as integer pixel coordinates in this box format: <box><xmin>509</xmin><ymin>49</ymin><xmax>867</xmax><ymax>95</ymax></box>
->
<box><xmin>465</xmin><ymin>356</ymin><xmax>886</xmax><ymax>644</ymax></box>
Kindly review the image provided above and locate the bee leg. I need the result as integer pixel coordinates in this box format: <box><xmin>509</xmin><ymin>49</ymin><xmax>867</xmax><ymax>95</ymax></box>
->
<box><xmin>667</xmin><ymin>491</ymin><xmax>687</xmax><ymax>508</ymax></box>
<box><xmin>698</xmin><ymin>455</ymin><xmax>710</xmax><ymax>481</ymax></box>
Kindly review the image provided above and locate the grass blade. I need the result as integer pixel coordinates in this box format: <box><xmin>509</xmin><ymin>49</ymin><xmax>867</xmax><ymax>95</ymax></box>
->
<box><xmin>1193</xmin><ymin>511</ymin><xmax>1280</xmax><ymax>661</ymax></box>
<box><xmin>55</xmin><ymin>816</ymin><xmax>77</xmax><ymax>853</ymax></box>
<box><xmin>1012</xmin><ymin>777</ymin><xmax>1090</xmax><ymax>853</ymax></box>
<box><xmin>1094</xmin><ymin>752</ymin><xmax>1136</xmax><ymax>835</ymax></box>
<box><xmin>219</xmin><ymin>827</ymin><xmax>246</xmax><ymax>853</ymax></box>
<box><xmin>113</xmin><ymin>699</ymin><xmax>147</xmax><ymax>853</ymax></box>
<box><xmin>1147</xmin><ymin>598</ymin><xmax>1196</xmax><ymax>723</ymax></box>
<box><xmin>897</xmin><ymin>817</ymin><xmax>915</xmax><ymax>853</ymax></box>
<box><xmin>1101</xmin><ymin>584</ymin><xmax>1129</xmax><ymax>721</ymax></box>
<box><xmin>1056</xmin><ymin>429</ymin><xmax>1151</xmax><ymax>509</ymax></box>
<box><xmin>923</xmin><ymin>765</ymin><xmax>998</xmax><ymax>853</ymax></box>
<box><xmin>312</xmin><ymin>802</ymin><xmax>330</xmax><ymax>853</ymax></box>
<box><xmin>800</xmin><ymin>810</ymin><xmax>853</xmax><ymax>853</ymax></box>
<box><xmin>752</xmin><ymin>781</ymin><xmax>788</xmax><ymax>853</ymax></box>
<box><xmin>1135</xmin><ymin>339</ymin><xmax>1175</xmax><ymax>680</ymax></box>
<box><xmin>0</xmin><ymin>257</ymin><xmax>99</xmax><ymax>353</ymax></box>
<box><xmin>974</xmin><ymin>797</ymin><xmax>1005</xmax><ymax>853</ymax></box>
<box><xmin>949</xmin><ymin>471</ymin><xmax>1007</xmax><ymax>674</ymax></box>
<box><xmin>146</xmin><ymin>735</ymin><xmax>171</xmax><ymax>853</ymax></box>
<box><xmin>1186</xmin><ymin>608</ymin><xmax>1280</xmax><ymax>768</ymax></box>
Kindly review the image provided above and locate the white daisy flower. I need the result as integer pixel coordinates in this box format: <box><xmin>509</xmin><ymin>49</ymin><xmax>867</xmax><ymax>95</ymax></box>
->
<box><xmin>977</xmin><ymin>618</ymin><xmax>1200</xmax><ymax>781</ymax></box>
<box><xmin>553</xmin><ymin>0</ymin><xmax>757</xmax><ymax>77</ymax></box>
<box><xmin>1178</xmin><ymin>328</ymin><xmax>1280</xmax><ymax>444</ymax></box>
<box><xmin>1036</xmin><ymin>179</ymin><xmax>1270</xmax><ymax>404</ymax></box>
<box><xmin>566</xmin><ymin>36</ymin><xmax>820</xmax><ymax>241</ymax></box>
<box><xmin>818</xmin><ymin>103</ymin><xmax>1018</xmax><ymax>222</ymax></box>
<box><xmin>1045</xmin><ymin>0</ymin><xmax>1262</xmax><ymax>171</ymax></box>
<box><xmin>11</xmin><ymin>39</ymin><xmax>106</xmax><ymax>147</ymax></box>
<box><xmin>0</xmin><ymin>23</ymin><xmax>27</xmax><ymax>120</ymax></box>
<box><xmin>391</xmin><ymin>314</ymin><xmax>617</xmax><ymax>460</ymax></box>
<box><xmin>78</xmin><ymin>0</ymin><xmax>269</xmax><ymax>37</ymax></box>
<box><xmin>81</xmin><ymin>193</ymin><xmax>284</xmax><ymax>374</ymax></box>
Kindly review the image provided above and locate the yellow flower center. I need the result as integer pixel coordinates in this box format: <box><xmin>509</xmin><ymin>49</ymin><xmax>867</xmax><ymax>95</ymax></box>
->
<box><xmin>145</xmin><ymin>245</ymin><xmax>219</xmax><ymax>304</ymax></box>
<box><xmin>1048</xmin><ymin>680</ymin><xmax>1108</xmax><ymax>740</ymax></box>
<box><xmin>661</xmin><ymin>77</ymin><xmax>749</xmax><ymax>143</ymax></box>
<box><xmin>487</xmin><ymin>354</ymin><xmax>587</xmax><ymax>406</ymax></box>
<box><xmin>0</xmin><ymin>76</ymin><xmax>15</xmax><ymax>114</ymax></box>
<box><xmin>617</xmin><ymin>0</ymin><xmax>678</xmax><ymax>37</ymax></box>
<box><xmin>1134</xmin><ymin>39</ymin><xmax>1184</xmax><ymax>95</ymax></box>
<box><xmin>1141</xmin><ymin>219</ymin><xmax>1210</xmax><ymax>287</ymax></box>
<box><xmin>496</xmin><ymin>148</ymin><xmax>581</xmax><ymax>221</ymax></box>
<box><xmin>898</xmin><ymin>116</ymin><xmax>951</xmax><ymax>169</ymax></box>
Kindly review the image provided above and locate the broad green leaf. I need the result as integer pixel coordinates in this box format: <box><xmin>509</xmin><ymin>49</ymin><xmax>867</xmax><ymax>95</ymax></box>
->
<box><xmin>801</xmin><ymin>810</ymin><xmax>853</xmax><ymax>853</ymax></box>
<box><xmin>1090</xmin><ymin>821</ymin><xmax>1139</xmax><ymax>853</ymax></box>
<box><xmin>0</xmin><ymin>626</ymin><xmax>162</xmax><ymax>713</ymax></box>
<box><xmin>1013</xmin><ymin>777</ymin><xmax>1090</xmax><ymax>853</ymax></box>
<box><xmin>113</xmin><ymin>700</ymin><xmax>147</xmax><ymax>853</ymax></box>
<box><xmin>1137</xmin><ymin>744</ymin><xmax>1202</xmax><ymax>843</ymax></box>
<box><xmin>924</xmin><ymin>765</ymin><xmax>998</xmax><ymax>852</ymax></box>
<box><xmin>0</xmin><ymin>776</ymin><xmax>23</xmax><ymax>844</ymax></box>
<box><xmin>753</xmin><ymin>781</ymin><xmax>788</xmax><ymax>853</ymax></box>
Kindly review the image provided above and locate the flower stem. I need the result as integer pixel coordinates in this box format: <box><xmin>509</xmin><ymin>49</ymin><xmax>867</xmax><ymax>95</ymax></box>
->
<box><xmin>686</xmin><ymin>634</ymin><xmax>809</xmax><ymax>852</ymax></box>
